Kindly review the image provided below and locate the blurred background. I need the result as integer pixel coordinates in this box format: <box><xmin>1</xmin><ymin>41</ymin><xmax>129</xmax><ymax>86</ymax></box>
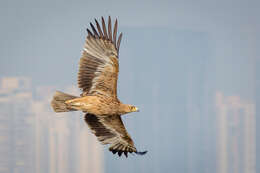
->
<box><xmin>0</xmin><ymin>0</ymin><xmax>258</xmax><ymax>173</ymax></box>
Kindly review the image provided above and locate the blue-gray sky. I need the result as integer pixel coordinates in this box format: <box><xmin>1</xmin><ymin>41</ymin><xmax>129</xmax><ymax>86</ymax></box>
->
<box><xmin>0</xmin><ymin>0</ymin><xmax>258</xmax><ymax>173</ymax></box>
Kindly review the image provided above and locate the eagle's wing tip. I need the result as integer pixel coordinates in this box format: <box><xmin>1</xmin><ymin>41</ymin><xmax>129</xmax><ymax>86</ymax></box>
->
<box><xmin>135</xmin><ymin>150</ymin><xmax>148</xmax><ymax>155</ymax></box>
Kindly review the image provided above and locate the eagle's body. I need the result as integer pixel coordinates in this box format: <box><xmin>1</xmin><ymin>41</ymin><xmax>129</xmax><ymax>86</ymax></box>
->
<box><xmin>51</xmin><ymin>16</ymin><xmax>146</xmax><ymax>157</ymax></box>
<box><xmin>65</xmin><ymin>95</ymin><xmax>130</xmax><ymax>115</ymax></box>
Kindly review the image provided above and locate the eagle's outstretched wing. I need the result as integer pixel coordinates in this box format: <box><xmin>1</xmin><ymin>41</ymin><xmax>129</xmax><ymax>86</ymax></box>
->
<box><xmin>78</xmin><ymin>16</ymin><xmax>123</xmax><ymax>97</ymax></box>
<box><xmin>84</xmin><ymin>113</ymin><xmax>147</xmax><ymax>157</ymax></box>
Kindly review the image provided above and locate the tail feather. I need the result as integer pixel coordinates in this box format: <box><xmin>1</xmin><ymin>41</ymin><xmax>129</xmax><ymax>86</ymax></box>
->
<box><xmin>51</xmin><ymin>91</ymin><xmax>78</xmax><ymax>113</ymax></box>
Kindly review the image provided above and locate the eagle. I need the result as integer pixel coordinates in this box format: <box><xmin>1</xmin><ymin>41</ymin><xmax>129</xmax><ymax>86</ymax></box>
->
<box><xmin>51</xmin><ymin>16</ymin><xmax>147</xmax><ymax>157</ymax></box>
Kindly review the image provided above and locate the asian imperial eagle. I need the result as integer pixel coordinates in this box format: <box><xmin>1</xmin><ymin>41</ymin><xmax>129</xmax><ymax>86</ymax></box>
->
<box><xmin>51</xmin><ymin>16</ymin><xmax>147</xmax><ymax>157</ymax></box>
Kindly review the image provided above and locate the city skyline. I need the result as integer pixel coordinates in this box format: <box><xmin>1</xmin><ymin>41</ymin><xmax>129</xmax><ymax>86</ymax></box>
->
<box><xmin>0</xmin><ymin>74</ymin><xmax>256</xmax><ymax>173</ymax></box>
<box><xmin>0</xmin><ymin>0</ymin><xmax>258</xmax><ymax>172</ymax></box>
<box><xmin>0</xmin><ymin>25</ymin><xmax>257</xmax><ymax>172</ymax></box>
<box><xmin>0</xmin><ymin>77</ymin><xmax>103</xmax><ymax>173</ymax></box>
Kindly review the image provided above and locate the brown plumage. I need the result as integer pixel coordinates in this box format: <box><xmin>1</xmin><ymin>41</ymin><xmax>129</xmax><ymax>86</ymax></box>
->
<box><xmin>51</xmin><ymin>16</ymin><xmax>147</xmax><ymax>157</ymax></box>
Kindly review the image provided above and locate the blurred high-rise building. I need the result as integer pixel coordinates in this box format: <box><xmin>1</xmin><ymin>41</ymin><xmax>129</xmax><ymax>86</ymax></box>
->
<box><xmin>0</xmin><ymin>77</ymin><xmax>35</xmax><ymax>173</ymax></box>
<box><xmin>0</xmin><ymin>77</ymin><xmax>104</xmax><ymax>173</ymax></box>
<box><xmin>215</xmin><ymin>91</ymin><xmax>256</xmax><ymax>173</ymax></box>
<box><xmin>32</xmin><ymin>85</ymin><xmax>104</xmax><ymax>173</ymax></box>
<box><xmin>184</xmin><ymin>32</ymin><xmax>217</xmax><ymax>173</ymax></box>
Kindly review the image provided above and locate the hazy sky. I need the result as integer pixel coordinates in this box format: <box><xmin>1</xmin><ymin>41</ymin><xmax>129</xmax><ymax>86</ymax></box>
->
<box><xmin>0</xmin><ymin>0</ymin><xmax>258</xmax><ymax>173</ymax></box>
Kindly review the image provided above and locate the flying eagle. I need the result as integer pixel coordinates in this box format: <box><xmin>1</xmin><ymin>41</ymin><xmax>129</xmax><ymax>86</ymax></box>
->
<box><xmin>51</xmin><ymin>16</ymin><xmax>147</xmax><ymax>157</ymax></box>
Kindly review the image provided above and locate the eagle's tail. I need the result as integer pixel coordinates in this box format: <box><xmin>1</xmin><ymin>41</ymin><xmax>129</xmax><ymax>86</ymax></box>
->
<box><xmin>51</xmin><ymin>91</ymin><xmax>78</xmax><ymax>113</ymax></box>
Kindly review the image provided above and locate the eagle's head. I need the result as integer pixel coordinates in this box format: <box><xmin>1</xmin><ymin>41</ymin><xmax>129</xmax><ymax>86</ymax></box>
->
<box><xmin>128</xmin><ymin>105</ymin><xmax>139</xmax><ymax>112</ymax></box>
<box><xmin>119</xmin><ymin>104</ymin><xmax>139</xmax><ymax>114</ymax></box>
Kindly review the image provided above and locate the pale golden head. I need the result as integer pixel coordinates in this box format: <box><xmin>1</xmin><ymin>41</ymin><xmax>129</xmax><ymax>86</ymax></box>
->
<box><xmin>119</xmin><ymin>104</ymin><xmax>139</xmax><ymax>114</ymax></box>
<box><xmin>128</xmin><ymin>105</ymin><xmax>139</xmax><ymax>112</ymax></box>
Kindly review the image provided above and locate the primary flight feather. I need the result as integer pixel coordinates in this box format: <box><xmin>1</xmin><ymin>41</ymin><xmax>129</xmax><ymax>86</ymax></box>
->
<box><xmin>51</xmin><ymin>16</ymin><xmax>147</xmax><ymax>157</ymax></box>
